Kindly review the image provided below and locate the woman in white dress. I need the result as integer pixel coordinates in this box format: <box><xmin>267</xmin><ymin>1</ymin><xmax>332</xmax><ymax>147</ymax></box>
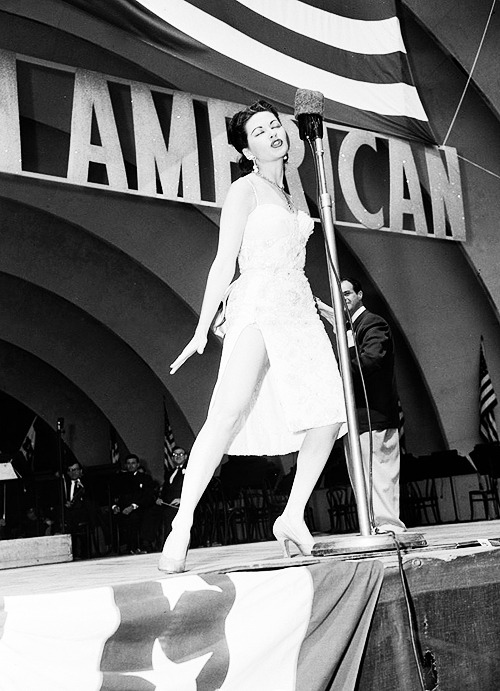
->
<box><xmin>159</xmin><ymin>100</ymin><xmax>346</xmax><ymax>573</ymax></box>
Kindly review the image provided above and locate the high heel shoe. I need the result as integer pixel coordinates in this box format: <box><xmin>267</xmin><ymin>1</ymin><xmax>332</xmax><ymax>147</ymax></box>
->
<box><xmin>272</xmin><ymin>515</ymin><xmax>315</xmax><ymax>558</ymax></box>
<box><xmin>158</xmin><ymin>531</ymin><xmax>189</xmax><ymax>574</ymax></box>
<box><xmin>158</xmin><ymin>555</ymin><xmax>186</xmax><ymax>574</ymax></box>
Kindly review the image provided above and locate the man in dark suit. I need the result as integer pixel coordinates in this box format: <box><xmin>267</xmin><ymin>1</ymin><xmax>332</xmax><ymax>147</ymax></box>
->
<box><xmin>141</xmin><ymin>447</ymin><xmax>188</xmax><ymax>552</ymax></box>
<box><xmin>317</xmin><ymin>278</ymin><xmax>406</xmax><ymax>533</ymax></box>
<box><xmin>63</xmin><ymin>461</ymin><xmax>104</xmax><ymax>557</ymax></box>
<box><xmin>112</xmin><ymin>454</ymin><xmax>156</xmax><ymax>554</ymax></box>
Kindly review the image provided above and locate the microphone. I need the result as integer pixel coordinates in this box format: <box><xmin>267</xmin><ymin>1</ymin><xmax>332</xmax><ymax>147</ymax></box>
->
<box><xmin>294</xmin><ymin>88</ymin><xmax>373</xmax><ymax>538</ymax></box>
<box><xmin>294</xmin><ymin>89</ymin><xmax>324</xmax><ymax>141</ymax></box>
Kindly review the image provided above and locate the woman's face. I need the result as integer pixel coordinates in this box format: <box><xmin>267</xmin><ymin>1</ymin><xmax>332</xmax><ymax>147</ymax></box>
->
<box><xmin>243</xmin><ymin>110</ymin><xmax>288</xmax><ymax>165</ymax></box>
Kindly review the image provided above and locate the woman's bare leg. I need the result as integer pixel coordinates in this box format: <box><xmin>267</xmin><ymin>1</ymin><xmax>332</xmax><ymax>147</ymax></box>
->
<box><xmin>286</xmin><ymin>424</ymin><xmax>342</xmax><ymax>521</ymax></box>
<box><xmin>274</xmin><ymin>423</ymin><xmax>342</xmax><ymax>555</ymax></box>
<box><xmin>160</xmin><ymin>326</ymin><xmax>268</xmax><ymax>564</ymax></box>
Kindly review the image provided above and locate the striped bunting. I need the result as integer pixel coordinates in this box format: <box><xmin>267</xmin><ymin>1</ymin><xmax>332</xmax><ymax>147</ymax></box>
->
<box><xmin>0</xmin><ymin>561</ymin><xmax>384</xmax><ymax>691</ymax></box>
<box><xmin>133</xmin><ymin>0</ymin><xmax>434</xmax><ymax>143</ymax></box>
<box><xmin>479</xmin><ymin>338</ymin><xmax>499</xmax><ymax>443</ymax></box>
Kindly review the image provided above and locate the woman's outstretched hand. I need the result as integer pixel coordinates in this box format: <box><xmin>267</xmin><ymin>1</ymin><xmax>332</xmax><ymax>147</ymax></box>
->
<box><xmin>170</xmin><ymin>332</ymin><xmax>208</xmax><ymax>374</ymax></box>
<box><xmin>314</xmin><ymin>297</ymin><xmax>335</xmax><ymax>327</ymax></box>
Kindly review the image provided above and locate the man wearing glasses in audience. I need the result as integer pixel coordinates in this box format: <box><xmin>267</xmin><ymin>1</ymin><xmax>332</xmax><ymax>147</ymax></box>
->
<box><xmin>142</xmin><ymin>447</ymin><xmax>189</xmax><ymax>552</ymax></box>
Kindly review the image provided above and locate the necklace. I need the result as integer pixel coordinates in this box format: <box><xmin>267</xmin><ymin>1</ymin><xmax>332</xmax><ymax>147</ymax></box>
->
<box><xmin>255</xmin><ymin>172</ymin><xmax>294</xmax><ymax>213</ymax></box>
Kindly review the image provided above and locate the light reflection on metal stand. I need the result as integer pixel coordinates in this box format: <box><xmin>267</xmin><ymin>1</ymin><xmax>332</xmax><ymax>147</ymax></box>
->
<box><xmin>294</xmin><ymin>90</ymin><xmax>426</xmax><ymax>555</ymax></box>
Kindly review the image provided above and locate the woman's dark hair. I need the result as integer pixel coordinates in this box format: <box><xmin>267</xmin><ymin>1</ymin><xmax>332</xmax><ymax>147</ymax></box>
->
<box><xmin>227</xmin><ymin>100</ymin><xmax>281</xmax><ymax>174</ymax></box>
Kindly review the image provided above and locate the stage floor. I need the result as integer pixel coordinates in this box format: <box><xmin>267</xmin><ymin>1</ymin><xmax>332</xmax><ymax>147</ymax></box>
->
<box><xmin>1</xmin><ymin>519</ymin><xmax>500</xmax><ymax>596</ymax></box>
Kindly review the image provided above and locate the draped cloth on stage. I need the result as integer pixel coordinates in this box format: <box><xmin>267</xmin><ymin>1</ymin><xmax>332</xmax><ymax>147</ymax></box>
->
<box><xmin>0</xmin><ymin>560</ymin><xmax>383</xmax><ymax>691</ymax></box>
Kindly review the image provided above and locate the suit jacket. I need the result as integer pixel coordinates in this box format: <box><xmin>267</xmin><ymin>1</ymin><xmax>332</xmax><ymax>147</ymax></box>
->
<box><xmin>160</xmin><ymin>462</ymin><xmax>187</xmax><ymax>504</ymax></box>
<box><xmin>114</xmin><ymin>470</ymin><xmax>155</xmax><ymax>511</ymax></box>
<box><xmin>63</xmin><ymin>477</ymin><xmax>89</xmax><ymax>510</ymax></box>
<box><xmin>63</xmin><ymin>476</ymin><xmax>102</xmax><ymax>530</ymax></box>
<box><xmin>350</xmin><ymin>309</ymin><xmax>399</xmax><ymax>434</ymax></box>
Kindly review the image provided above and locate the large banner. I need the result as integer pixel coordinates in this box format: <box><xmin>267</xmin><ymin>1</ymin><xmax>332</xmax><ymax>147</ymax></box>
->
<box><xmin>0</xmin><ymin>560</ymin><xmax>384</xmax><ymax>691</ymax></box>
<box><xmin>0</xmin><ymin>50</ymin><xmax>465</xmax><ymax>240</ymax></box>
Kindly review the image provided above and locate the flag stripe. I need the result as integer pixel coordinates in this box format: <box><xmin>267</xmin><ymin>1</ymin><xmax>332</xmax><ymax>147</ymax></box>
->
<box><xmin>480</xmin><ymin>394</ymin><xmax>496</xmax><ymax>412</ymax></box>
<box><xmin>297</xmin><ymin>558</ymin><xmax>384</xmax><ymax>690</ymax></box>
<box><xmin>20</xmin><ymin>417</ymin><xmax>36</xmax><ymax>466</ymax></box>
<box><xmin>304</xmin><ymin>0</ymin><xmax>397</xmax><ymax>22</ymax></box>
<box><xmin>137</xmin><ymin>0</ymin><xmax>428</xmax><ymax>120</ymax></box>
<box><xmin>480</xmin><ymin>416</ymin><xmax>498</xmax><ymax>440</ymax></box>
<box><xmin>110</xmin><ymin>425</ymin><xmax>120</xmax><ymax>465</ymax></box>
<box><xmin>66</xmin><ymin>0</ymin><xmax>434</xmax><ymax>143</ymax></box>
<box><xmin>201</xmin><ymin>0</ymin><xmax>407</xmax><ymax>57</ymax></box>
<box><xmin>479</xmin><ymin>340</ymin><xmax>499</xmax><ymax>444</ymax></box>
<box><xmin>323</xmin><ymin>100</ymin><xmax>433</xmax><ymax>143</ymax></box>
<box><xmin>398</xmin><ymin>400</ymin><xmax>407</xmax><ymax>454</ymax></box>
<box><xmin>189</xmin><ymin>0</ymin><xmax>411</xmax><ymax>86</ymax></box>
<box><xmin>164</xmin><ymin>402</ymin><xmax>177</xmax><ymax>469</ymax></box>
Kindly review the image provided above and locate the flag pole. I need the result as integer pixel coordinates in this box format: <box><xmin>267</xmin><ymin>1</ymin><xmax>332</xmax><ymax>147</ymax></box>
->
<box><xmin>56</xmin><ymin>417</ymin><xmax>66</xmax><ymax>534</ymax></box>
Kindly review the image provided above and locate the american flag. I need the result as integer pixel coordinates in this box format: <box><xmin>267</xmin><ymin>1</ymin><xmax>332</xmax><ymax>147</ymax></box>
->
<box><xmin>19</xmin><ymin>417</ymin><xmax>36</xmax><ymax>468</ymax></box>
<box><xmin>77</xmin><ymin>0</ymin><xmax>433</xmax><ymax>144</ymax></box>
<box><xmin>398</xmin><ymin>399</ymin><xmax>407</xmax><ymax>455</ymax></box>
<box><xmin>109</xmin><ymin>424</ymin><xmax>120</xmax><ymax>465</ymax></box>
<box><xmin>163</xmin><ymin>400</ymin><xmax>177</xmax><ymax>469</ymax></box>
<box><xmin>479</xmin><ymin>338</ymin><xmax>499</xmax><ymax>443</ymax></box>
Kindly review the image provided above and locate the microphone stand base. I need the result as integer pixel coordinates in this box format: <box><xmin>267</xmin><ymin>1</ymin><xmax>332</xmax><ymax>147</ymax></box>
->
<box><xmin>312</xmin><ymin>532</ymin><xmax>427</xmax><ymax>557</ymax></box>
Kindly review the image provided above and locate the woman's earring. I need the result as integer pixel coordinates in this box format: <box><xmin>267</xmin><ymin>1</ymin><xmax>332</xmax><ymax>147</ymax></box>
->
<box><xmin>252</xmin><ymin>157</ymin><xmax>259</xmax><ymax>174</ymax></box>
<box><xmin>283</xmin><ymin>153</ymin><xmax>289</xmax><ymax>164</ymax></box>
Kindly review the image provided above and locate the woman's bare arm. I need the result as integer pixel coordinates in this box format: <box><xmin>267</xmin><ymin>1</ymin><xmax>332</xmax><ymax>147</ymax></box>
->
<box><xmin>170</xmin><ymin>177</ymin><xmax>255</xmax><ymax>374</ymax></box>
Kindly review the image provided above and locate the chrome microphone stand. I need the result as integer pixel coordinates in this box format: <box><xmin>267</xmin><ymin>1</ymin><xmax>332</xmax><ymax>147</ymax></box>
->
<box><xmin>295</xmin><ymin>99</ymin><xmax>425</xmax><ymax>554</ymax></box>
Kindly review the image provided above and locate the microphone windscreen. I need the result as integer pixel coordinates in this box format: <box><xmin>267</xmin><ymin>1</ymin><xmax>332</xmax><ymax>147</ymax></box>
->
<box><xmin>294</xmin><ymin>89</ymin><xmax>325</xmax><ymax>118</ymax></box>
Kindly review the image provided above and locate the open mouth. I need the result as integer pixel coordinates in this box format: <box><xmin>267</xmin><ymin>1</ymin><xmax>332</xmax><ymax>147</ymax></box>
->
<box><xmin>271</xmin><ymin>139</ymin><xmax>283</xmax><ymax>148</ymax></box>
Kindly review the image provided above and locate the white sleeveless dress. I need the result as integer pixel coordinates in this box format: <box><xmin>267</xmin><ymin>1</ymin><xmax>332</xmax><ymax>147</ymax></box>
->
<box><xmin>212</xmin><ymin>182</ymin><xmax>347</xmax><ymax>455</ymax></box>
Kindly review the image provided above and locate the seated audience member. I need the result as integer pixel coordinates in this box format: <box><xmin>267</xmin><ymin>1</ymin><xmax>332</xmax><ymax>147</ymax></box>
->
<box><xmin>14</xmin><ymin>506</ymin><xmax>54</xmax><ymax>539</ymax></box>
<box><xmin>112</xmin><ymin>454</ymin><xmax>155</xmax><ymax>554</ymax></box>
<box><xmin>141</xmin><ymin>447</ymin><xmax>189</xmax><ymax>552</ymax></box>
<box><xmin>63</xmin><ymin>461</ymin><xmax>104</xmax><ymax>558</ymax></box>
